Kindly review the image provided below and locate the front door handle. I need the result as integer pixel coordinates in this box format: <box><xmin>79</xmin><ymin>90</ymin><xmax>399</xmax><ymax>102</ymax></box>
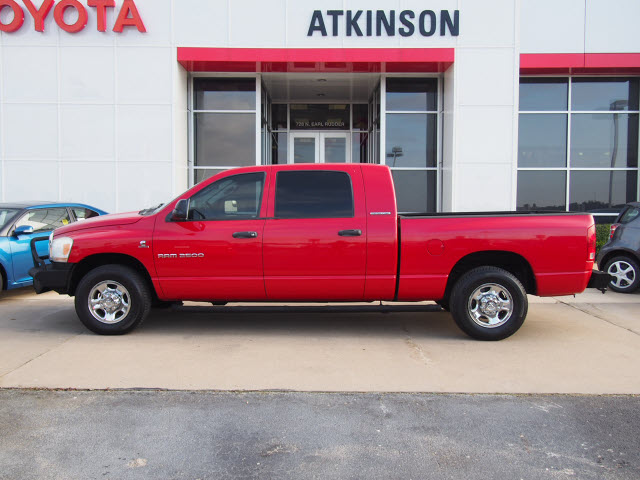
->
<box><xmin>338</xmin><ymin>229</ymin><xmax>362</xmax><ymax>237</ymax></box>
<box><xmin>232</xmin><ymin>231</ymin><xmax>258</xmax><ymax>239</ymax></box>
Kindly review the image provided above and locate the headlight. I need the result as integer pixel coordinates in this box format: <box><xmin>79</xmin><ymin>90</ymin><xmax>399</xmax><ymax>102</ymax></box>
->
<box><xmin>50</xmin><ymin>237</ymin><xmax>74</xmax><ymax>263</ymax></box>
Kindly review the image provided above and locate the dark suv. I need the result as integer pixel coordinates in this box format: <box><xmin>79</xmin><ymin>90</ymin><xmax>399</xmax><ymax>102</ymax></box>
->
<box><xmin>596</xmin><ymin>202</ymin><xmax>640</xmax><ymax>293</ymax></box>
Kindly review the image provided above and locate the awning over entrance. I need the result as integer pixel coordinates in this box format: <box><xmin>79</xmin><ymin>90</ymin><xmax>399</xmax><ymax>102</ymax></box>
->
<box><xmin>177</xmin><ymin>47</ymin><xmax>454</xmax><ymax>73</ymax></box>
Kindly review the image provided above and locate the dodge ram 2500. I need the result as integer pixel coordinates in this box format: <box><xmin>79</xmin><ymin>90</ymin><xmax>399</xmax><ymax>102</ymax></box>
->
<box><xmin>29</xmin><ymin>164</ymin><xmax>610</xmax><ymax>340</ymax></box>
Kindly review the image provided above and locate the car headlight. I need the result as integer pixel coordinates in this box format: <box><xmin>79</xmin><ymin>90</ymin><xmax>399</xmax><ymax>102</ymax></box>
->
<box><xmin>50</xmin><ymin>236</ymin><xmax>74</xmax><ymax>263</ymax></box>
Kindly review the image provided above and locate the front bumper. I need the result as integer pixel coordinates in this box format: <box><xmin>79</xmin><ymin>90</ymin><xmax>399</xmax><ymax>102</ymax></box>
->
<box><xmin>28</xmin><ymin>263</ymin><xmax>73</xmax><ymax>294</ymax></box>
<box><xmin>586</xmin><ymin>270</ymin><xmax>613</xmax><ymax>293</ymax></box>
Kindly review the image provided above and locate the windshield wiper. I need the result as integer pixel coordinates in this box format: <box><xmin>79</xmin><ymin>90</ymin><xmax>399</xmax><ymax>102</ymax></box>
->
<box><xmin>138</xmin><ymin>203</ymin><xmax>164</xmax><ymax>215</ymax></box>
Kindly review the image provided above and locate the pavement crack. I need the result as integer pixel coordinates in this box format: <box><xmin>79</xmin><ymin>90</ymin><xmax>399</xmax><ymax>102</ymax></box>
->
<box><xmin>402</xmin><ymin>324</ymin><xmax>433</xmax><ymax>366</ymax></box>
<box><xmin>554</xmin><ymin>299</ymin><xmax>640</xmax><ymax>337</ymax></box>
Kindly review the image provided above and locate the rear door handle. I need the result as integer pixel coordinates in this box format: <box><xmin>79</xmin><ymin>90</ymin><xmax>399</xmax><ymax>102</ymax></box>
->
<box><xmin>232</xmin><ymin>231</ymin><xmax>258</xmax><ymax>239</ymax></box>
<box><xmin>338</xmin><ymin>229</ymin><xmax>362</xmax><ymax>237</ymax></box>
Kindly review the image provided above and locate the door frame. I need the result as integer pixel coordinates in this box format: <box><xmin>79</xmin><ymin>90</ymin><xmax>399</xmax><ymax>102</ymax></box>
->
<box><xmin>288</xmin><ymin>131</ymin><xmax>351</xmax><ymax>164</ymax></box>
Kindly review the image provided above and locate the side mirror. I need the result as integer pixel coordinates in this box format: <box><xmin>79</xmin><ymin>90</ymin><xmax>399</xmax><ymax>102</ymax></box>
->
<box><xmin>170</xmin><ymin>199</ymin><xmax>189</xmax><ymax>222</ymax></box>
<box><xmin>13</xmin><ymin>225</ymin><xmax>34</xmax><ymax>236</ymax></box>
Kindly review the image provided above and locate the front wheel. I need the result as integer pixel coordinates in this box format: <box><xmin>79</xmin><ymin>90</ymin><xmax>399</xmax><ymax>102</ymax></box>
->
<box><xmin>603</xmin><ymin>256</ymin><xmax>640</xmax><ymax>293</ymax></box>
<box><xmin>75</xmin><ymin>265</ymin><xmax>151</xmax><ymax>335</ymax></box>
<box><xmin>449</xmin><ymin>266</ymin><xmax>528</xmax><ymax>341</ymax></box>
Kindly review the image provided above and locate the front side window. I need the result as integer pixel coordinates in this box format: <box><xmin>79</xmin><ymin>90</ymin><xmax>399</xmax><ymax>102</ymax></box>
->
<box><xmin>517</xmin><ymin>77</ymin><xmax>640</xmax><ymax>223</ymax></box>
<box><xmin>14</xmin><ymin>208</ymin><xmax>71</xmax><ymax>233</ymax></box>
<box><xmin>275</xmin><ymin>171</ymin><xmax>353</xmax><ymax>219</ymax></box>
<box><xmin>0</xmin><ymin>208</ymin><xmax>20</xmax><ymax>230</ymax></box>
<box><xmin>188</xmin><ymin>172</ymin><xmax>265</xmax><ymax>221</ymax></box>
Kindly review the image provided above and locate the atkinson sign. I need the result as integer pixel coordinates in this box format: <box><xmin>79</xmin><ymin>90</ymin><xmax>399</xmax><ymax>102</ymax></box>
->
<box><xmin>0</xmin><ymin>0</ymin><xmax>145</xmax><ymax>33</ymax></box>
<box><xmin>308</xmin><ymin>10</ymin><xmax>460</xmax><ymax>37</ymax></box>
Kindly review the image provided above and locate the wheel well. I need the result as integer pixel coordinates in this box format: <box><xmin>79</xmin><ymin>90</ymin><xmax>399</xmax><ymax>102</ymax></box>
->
<box><xmin>0</xmin><ymin>263</ymin><xmax>6</xmax><ymax>290</ymax></box>
<box><xmin>442</xmin><ymin>251</ymin><xmax>536</xmax><ymax>300</ymax></box>
<box><xmin>69</xmin><ymin>254</ymin><xmax>157</xmax><ymax>299</ymax></box>
<box><xmin>598</xmin><ymin>250</ymin><xmax>640</xmax><ymax>270</ymax></box>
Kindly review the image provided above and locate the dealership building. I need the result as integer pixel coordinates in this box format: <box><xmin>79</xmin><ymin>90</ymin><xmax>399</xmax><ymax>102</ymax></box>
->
<box><xmin>0</xmin><ymin>0</ymin><xmax>639</xmax><ymax>222</ymax></box>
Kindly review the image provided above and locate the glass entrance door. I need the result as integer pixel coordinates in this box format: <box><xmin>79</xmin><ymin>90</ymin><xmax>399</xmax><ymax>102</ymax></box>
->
<box><xmin>289</xmin><ymin>132</ymin><xmax>350</xmax><ymax>164</ymax></box>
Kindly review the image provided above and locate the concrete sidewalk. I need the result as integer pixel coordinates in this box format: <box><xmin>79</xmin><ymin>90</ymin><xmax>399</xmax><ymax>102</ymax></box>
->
<box><xmin>0</xmin><ymin>288</ymin><xmax>639</xmax><ymax>393</ymax></box>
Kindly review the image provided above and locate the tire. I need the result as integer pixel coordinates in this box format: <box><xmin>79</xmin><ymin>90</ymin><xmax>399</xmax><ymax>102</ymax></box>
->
<box><xmin>604</xmin><ymin>256</ymin><xmax>640</xmax><ymax>293</ymax></box>
<box><xmin>74</xmin><ymin>265</ymin><xmax>151</xmax><ymax>335</ymax></box>
<box><xmin>449</xmin><ymin>266</ymin><xmax>528</xmax><ymax>341</ymax></box>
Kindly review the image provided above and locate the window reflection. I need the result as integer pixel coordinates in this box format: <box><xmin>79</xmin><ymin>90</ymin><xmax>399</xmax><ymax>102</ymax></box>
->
<box><xmin>518</xmin><ymin>114</ymin><xmax>567</xmax><ymax>167</ymax></box>
<box><xmin>195</xmin><ymin>113</ymin><xmax>256</xmax><ymax>167</ymax></box>
<box><xmin>517</xmin><ymin>171</ymin><xmax>566</xmax><ymax>211</ymax></box>
<box><xmin>570</xmin><ymin>113</ymin><xmax>638</xmax><ymax>168</ymax></box>
<box><xmin>519</xmin><ymin>78</ymin><xmax>568</xmax><ymax>111</ymax></box>
<box><xmin>386</xmin><ymin>78</ymin><xmax>438</xmax><ymax>111</ymax></box>
<box><xmin>194</xmin><ymin>78</ymin><xmax>256</xmax><ymax>111</ymax></box>
<box><xmin>569</xmin><ymin>171</ymin><xmax>637</xmax><ymax>212</ymax></box>
<box><xmin>571</xmin><ymin>78</ymin><xmax>640</xmax><ymax>111</ymax></box>
<box><xmin>392</xmin><ymin>170</ymin><xmax>437</xmax><ymax>213</ymax></box>
<box><xmin>386</xmin><ymin>114</ymin><xmax>437</xmax><ymax>168</ymax></box>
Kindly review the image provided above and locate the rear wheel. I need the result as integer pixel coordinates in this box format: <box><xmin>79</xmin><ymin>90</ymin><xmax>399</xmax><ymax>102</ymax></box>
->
<box><xmin>604</xmin><ymin>256</ymin><xmax>640</xmax><ymax>293</ymax></box>
<box><xmin>450</xmin><ymin>266</ymin><xmax>528</xmax><ymax>341</ymax></box>
<box><xmin>75</xmin><ymin>265</ymin><xmax>151</xmax><ymax>335</ymax></box>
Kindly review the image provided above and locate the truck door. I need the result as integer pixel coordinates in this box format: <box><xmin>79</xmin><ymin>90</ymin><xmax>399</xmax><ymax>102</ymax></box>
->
<box><xmin>262</xmin><ymin>166</ymin><xmax>367</xmax><ymax>300</ymax></box>
<box><xmin>152</xmin><ymin>171</ymin><xmax>268</xmax><ymax>301</ymax></box>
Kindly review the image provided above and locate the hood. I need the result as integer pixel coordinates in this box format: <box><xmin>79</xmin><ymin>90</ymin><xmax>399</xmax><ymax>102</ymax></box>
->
<box><xmin>54</xmin><ymin>211</ymin><xmax>144</xmax><ymax>236</ymax></box>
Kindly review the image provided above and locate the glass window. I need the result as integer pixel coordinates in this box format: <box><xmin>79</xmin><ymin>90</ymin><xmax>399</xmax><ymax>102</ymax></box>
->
<box><xmin>188</xmin><ymin>172</ymin><xmax>265</xmax><ymax>221</ymax></box>
<box><xmin>518</xmin><ymin>114</ymin><xmax>567</xmax><ymax>167</ymax></box>
<box><xmin>352</xmin><ymin>104</ymin><xmax>369</xmax><ymax>130</ymax></box>
<box><xmin>570</xmin><ymin>113</ymin><xmax>638</xmax><ymax>168</ymax></box>
<box><xmin>275</xmin><ymin>171</ymin><xmax>353</xmax><ymax>219</ymax></box>
<box><xmin>271</xmin><ymin>104</ymin><xmax>288</xmax><ymax>130</ymax></box>
<box><xmin>517</xmin><ymin>171</ymin><xmax>567</xmax><ymax>211</ymax></box>
<box><xmin>194</xmin><ymin>78</ymin><xmax>256</xmax><ymax>110</ymax></box>
<box><xmin>271</xmin><ymin>132</ymin><xmax>287</xmax><ymax>165</ymax></box>
<box><xmin>569</xmin><ymin>171</ymin><xmax>637</xmax><ymax>212</ymax></box>
<box><xmin>386</xmin><ymin>78</ymin><xmax>438</xmax><ymax>111</ymax></box>
<box><xmin>571</xmin><ymin>78</ymin><xmax>640</xmax><ymax>111</ymax></box>
<box><xmin>289</xmin><ymin>104</ymin><xmax>350</xmax><ymax>130</ymax></box>
<box><xmin>519</xmin><ymin>78</ymin><xmax>568</xmax><ymax>111</ymax></box>
<box><xmin>386</xmin><ymin>114</ymin><xmax>437</xmax><ymax>168</ymax></box>
<box><xmin>194</xmin><ymin>169</ymin><xmax>226</xmax><ymax>185</ymax></box>
<box><xmin>195</xmin><ymin>113</ymin><xmax>256</xmax><ymax>167</ymax></box>
<box><xmin>619</xmin><ymin>206</ymin><xmax>640</xmax><ymax>224</ymax></box>
<box><xmin>352</xmin><ymin>132</ymin><xmax>368</xmax><ymax>164</ymax></box>
<box><xmin>14</xmin><ymin>208</ymin><xmax>71</xmax><ymax>233</ymax></box>
<box><xmin>0</xmin><ymin>208</ymin><xmax>20</xmax><ymax>230</ymax></box>
<box><xmin>392</xmin><ymin>170</ymin><xmax>437</xmax><ymax>213</ymax></box>
<box><xmin>72</xmin><ymin>208</ymin><xmax>100</xmax><ymax>221</ymax></box>
<box><xmin>324</xmin><ymin>137</ymin><xmax>347</xmax><ymax>163</ymax></box>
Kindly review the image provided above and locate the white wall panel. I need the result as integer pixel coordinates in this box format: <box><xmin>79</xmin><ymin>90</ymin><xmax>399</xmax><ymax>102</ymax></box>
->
<box><xmin>520</xmin><ymin>0</ymin><xmax>585</xmax><ymax>54</ymax></box>
<box><xmin>286</xmin><ymin>0</ymin><xmax>345</xmax><ymax>48</ymax></box>
<box><xmin>60</xmin><ymin>47</ymin><xmax>115</xmax><ymax>103</ymax></box>
<box><xmin>585</xmin><ymin>0</ymin><xmax>640</xmax><ymax>54</ymax></box>
<box><xmin>117</xmin><ymin>161</ymin><xmax>172</xmax><ymax>212</ymax></box>
<box><xmin>115</xmin><ymin>0</ymin><xmax>172</xmax><ymax>47</ymax></box>
<box><xmin>229</xmin><ymin>0</ymin><xmax>287</xmax><ymax>48</ymax></box>
<box><xmin>60</xmin><ymin>161</ymin><xmax>116</xmax><ymax>212</ymax></box>
<box><xmin>1</xmin><ymin>46</ymin><xmax>57</xmax><ymax>102</ymax></box>
<box><xmin>457</xmin><ymin>0</ymin><xmax>515</xmax><ymax>47</ymax></box>
<box><xmin>117</xmin><ymin>105</ymin><xmax>172</xmax><ymax>162</ymax></box>
<box><xmin>173</xmin><ymin>0</ymin><xmax>229</xmax><ymax>47</ymax></box>
<box><xmin>456</xmin><ymin>48</ymin><xmax>515</xmax><ymax>106</ymax></box>
<box><xmin>116</xmin><ymin>47</ymin><xmax>172</xmax><ymax>104</ymax></box>
<box><xmin>60</xmin><ymin>105</ymin><xmax>115</xmax><ymax>160</ymax></box>
<box><xmin>455</xmin><ymin>163</ymin><xmax>513</xmax><ymax>211</ymax></box>
<box><xmin>456</xmin><ymin>106</ymin><xmax>514</xmax><ymax>164</ymax></box>
<box><xmin>4</xmin><ymin>160</ymin><xmax>59</xmax><ymax>201</ymax></box>
<box><xmin>2</xmin><ymin>104</ymin><xmax>58</xmax><ymax>159</ymax></box>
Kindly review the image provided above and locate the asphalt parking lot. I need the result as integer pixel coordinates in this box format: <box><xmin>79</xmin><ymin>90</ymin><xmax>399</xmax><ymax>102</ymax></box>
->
<box><xmin>1</xmin><ymin>287</ymin><xmax>639</xmax><ymax>393</ymax></box>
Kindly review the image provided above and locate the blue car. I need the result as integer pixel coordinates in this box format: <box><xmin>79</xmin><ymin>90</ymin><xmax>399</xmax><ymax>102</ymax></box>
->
<box><xmin>0</xmin><ymin>202</ymin><xmax>107</xmax><ymax>291</ymax></box>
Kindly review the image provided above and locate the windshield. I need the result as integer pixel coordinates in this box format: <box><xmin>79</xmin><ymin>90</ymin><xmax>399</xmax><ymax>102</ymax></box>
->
<box><xmin>0</xmin><ymin>208</ymin><xmax>20</xmax><ymax>230</ymax></box>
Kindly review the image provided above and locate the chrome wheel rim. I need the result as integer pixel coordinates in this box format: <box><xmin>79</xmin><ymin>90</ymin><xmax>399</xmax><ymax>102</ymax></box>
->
<box><xmin>468</xmin><ymin>283</ymin><xmax>513</xmax><ymax>328</ymax></box>
<box><xmin>88</xmin><ymin>281</ymin><xmax>131</xmax><ymax>324</ymax></box>
<box><xmin>607</xmin><ymin>261</ymin><xmax>636</xmax><ymax>289</ymax></box>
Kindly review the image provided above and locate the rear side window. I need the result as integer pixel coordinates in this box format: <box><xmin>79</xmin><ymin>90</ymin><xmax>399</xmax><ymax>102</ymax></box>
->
<box><xmin>72</xmin><ymin>208</ymin><xmax>100</xmax><ymax>221</ymax></box>
<box><xmin>619</xmin><ymin>207</ymin><xmax>640</xmax><ymax>224</ymax></box>
<box><xmin>275</xmin><ymin>171</ymin><xmax>354</xmax><ymax>219</ymax></box>
<box><xmin>14</xmin><ymin>208</ymin><xmax>71</xmax><ymax>233</ymax></box>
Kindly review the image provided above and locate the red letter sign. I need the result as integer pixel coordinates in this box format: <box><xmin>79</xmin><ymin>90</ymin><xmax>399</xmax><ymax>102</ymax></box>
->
<box><xmin>87</xmin><ymin>0</ymin><xmax>114</xmax><ymax>32</ymax></box>
<box><xmin>0</xmin><ymin>0</ymin><xmax>24</xmax><ymax>32</ymax></box>
<box><xmin>54</xmin><ymin>0</ymin><xmax>88</xmax><ymax>33</ymax></box>
<box><xmin>23</xmin><ymin>0</ymin><xmax>54</xmax><ymax>32</ymax></box>
<box><xmin>113</xmin><ymin>0</ymin><xmax>145</xmax><ymax>32</ymax></box>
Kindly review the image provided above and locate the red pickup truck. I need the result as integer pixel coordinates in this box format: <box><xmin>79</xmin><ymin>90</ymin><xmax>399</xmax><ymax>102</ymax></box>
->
<box><xmin>30</xmin><ymin>164</ymin><xmax>609</xmax><ymax>340</ymax></box>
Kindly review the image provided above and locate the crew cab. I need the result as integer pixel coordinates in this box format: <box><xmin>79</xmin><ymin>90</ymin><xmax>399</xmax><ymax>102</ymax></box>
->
<box><xmin>29</xmin><ymin>164</ymin><xmax>609</xmax><ymax>340</ymax></box>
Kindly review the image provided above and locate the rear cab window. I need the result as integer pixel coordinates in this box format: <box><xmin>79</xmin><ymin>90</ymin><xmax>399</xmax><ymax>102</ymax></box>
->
<box><xmin>274</xmin><ymin>171</ymin><xmax>354</xmax><ymax>219</ymax></box>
